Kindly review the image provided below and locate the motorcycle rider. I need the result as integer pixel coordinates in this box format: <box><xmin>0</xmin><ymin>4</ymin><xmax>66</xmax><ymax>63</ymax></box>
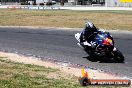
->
<box><xmin>80</xmin><ymin>22</ymin><xmax>99</xmax><ymax>49</ymax></box>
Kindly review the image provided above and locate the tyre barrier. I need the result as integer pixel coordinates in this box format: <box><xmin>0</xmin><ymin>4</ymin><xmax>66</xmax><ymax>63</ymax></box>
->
<box><xmin>6</xmin><ymin>6</ymin><xmax>60</xmax><ymax>10</ymax></box>
<box><xmin>7</xmin><ymin>6</ymin><xmax>22</xmax><ymax>10</ymax></box>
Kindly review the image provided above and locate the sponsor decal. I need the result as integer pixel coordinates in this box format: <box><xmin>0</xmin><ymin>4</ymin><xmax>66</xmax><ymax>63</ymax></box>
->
<box><xmin>120</xmin><ymin>0</ymin><xmax>132</xmax><ymax>2</ymax></box>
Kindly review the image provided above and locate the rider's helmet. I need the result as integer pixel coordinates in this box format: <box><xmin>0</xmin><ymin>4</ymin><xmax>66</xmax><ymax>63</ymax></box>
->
<box><xmin>85</xmin><ymin>22</ymin><xmax>98</xmax><ymax>32</ymax></box>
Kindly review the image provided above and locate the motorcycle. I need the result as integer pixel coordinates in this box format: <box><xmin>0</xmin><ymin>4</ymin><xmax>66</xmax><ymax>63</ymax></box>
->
<box><xmin>75</xmin><ymin>30</ymin><xmax>124</xmax><ymax>63</ymax></box>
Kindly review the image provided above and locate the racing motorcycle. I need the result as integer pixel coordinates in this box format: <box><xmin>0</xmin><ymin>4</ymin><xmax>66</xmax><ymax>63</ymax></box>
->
<box><xmin>75</xmin><ymin>30</ymin><xmax>124</xmax><ymax>63</ymax></box>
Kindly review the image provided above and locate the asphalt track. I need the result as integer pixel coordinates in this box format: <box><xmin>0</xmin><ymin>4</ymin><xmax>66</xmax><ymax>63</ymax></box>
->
<box><xmin>0</xmin><ymin>27</ymin><xmax>132</xmax><ymax>78</ymax></box>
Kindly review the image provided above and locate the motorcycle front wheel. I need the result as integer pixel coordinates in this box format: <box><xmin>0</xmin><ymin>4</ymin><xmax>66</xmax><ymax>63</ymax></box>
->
<box><xmin>113</xmin><ymin>50</ymin><xmax>124</xmax><ymax>63</ymax></box>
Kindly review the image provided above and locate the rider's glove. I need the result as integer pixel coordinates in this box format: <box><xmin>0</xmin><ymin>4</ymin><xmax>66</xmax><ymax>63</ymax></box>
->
<box><xmin>90</xmin><ymin>41</ymin><xmax>96</xmax><ymax>48</ymax></box>
<box><xmin>91</xmin><ymin>44</ymin><xmax>95</xmax><ymax>48</ymax></box>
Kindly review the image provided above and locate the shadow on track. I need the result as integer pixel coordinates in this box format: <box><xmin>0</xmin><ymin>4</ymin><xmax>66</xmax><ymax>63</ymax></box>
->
<box><xmin>83</xmin><ymin>56</ymin><xmax>124</xmax><ymax>63</ymax></box>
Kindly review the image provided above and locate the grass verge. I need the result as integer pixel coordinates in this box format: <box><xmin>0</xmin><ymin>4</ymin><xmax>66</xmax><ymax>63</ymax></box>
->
<box><xmin>0</xmin><ymin>57</ymin><xmax>80</xmax><ymax>88</ymax></box>
<box><xmin>0</xmin><ymin>9</ymin><xmax>132</xmax><ymax>30</ymax></box>
<box><xmin>0</xmin><ymin>57</ymin><xmax>129</xmax><ymax>88</ymax></box>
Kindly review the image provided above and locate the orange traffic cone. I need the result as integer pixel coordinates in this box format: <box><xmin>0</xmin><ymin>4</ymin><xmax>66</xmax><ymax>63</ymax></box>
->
<box><xmin>82</xmin><ymin>68</ymin><xmax>89</xmax><ymax>78</ymax></box>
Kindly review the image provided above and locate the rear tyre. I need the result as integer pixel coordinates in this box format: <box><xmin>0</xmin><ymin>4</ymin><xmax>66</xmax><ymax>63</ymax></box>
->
<box><xmin>113</xmin><ymin>50</ymin><xmax>124</xmax><ymax>63</ymax></box>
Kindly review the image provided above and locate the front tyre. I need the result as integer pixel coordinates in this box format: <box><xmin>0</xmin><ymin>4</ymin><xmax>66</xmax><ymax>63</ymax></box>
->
<box><xmin>113</xmin><ymin>50</ymin><xmax>124</xmax><ymax>63</ymax></box>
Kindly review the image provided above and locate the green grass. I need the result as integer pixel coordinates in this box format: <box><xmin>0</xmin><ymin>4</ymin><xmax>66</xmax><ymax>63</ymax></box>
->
<box><xmin>0</xmin><ymin>9</ymin><xmax>132</xmax><ymax>30</ymax></box>
<box><xmin>0</xmin><ymin>57</ymin><xmax>81</xmax><ymax>88</ymax></box>
<box><xmin>0</xmin><ymin>57</ymin><xmax>130</xmax><ymax>88</ymax></box>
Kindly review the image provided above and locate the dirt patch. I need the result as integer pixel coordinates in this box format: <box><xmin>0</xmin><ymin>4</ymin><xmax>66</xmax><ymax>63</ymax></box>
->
<box><xmin>0</xmin><ymin>52</ymin><xmax>127</xmax><ymax>79</ymax></box>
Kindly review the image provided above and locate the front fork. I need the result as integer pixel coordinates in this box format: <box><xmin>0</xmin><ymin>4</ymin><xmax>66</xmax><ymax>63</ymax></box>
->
<box><xmin>99</xmin><ymin>47</ymin><xmax>117</xmax><ymax>57</ymax></box>
<box><xmin>110</xmin><ymin>47</ymin><xmax>117</xmax><ymax>57</ymax></box>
